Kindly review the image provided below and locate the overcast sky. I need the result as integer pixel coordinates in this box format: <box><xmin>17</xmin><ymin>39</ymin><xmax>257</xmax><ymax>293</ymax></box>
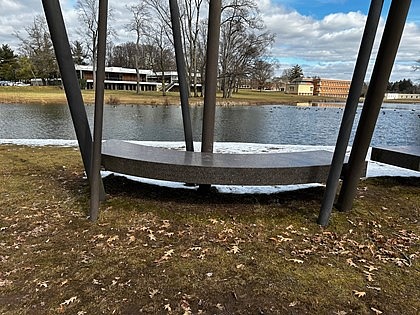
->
<box><xmin>0</xmin><ymin>0</ymin><xmax>419</xmax><ymax>82</ymax></box>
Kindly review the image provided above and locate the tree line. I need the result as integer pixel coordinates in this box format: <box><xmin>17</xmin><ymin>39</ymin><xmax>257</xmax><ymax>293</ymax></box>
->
<box><xmin>0</xmin><ymin>0</ymin><xmax>276</xmax><ymax>98</ymax></box>
<box><xmin>387</xmin><ymin>79</ymin><xmax>420</xmax><ymax>94</ymax></box>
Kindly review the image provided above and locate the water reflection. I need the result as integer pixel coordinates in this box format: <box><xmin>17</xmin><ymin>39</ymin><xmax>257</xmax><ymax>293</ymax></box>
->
<box><xmin>0</xmin><ymin>103</ymin><xmax>418</xmax><ymax>146</ymax></box>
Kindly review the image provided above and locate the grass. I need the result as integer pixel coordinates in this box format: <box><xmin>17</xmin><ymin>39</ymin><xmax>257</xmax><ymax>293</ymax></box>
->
<box><xmin>0</xmin><ymin>145</ymin><xmax>419</xmax><ymax>314</ymax></box>
<box><xmin>0</xmin><ymin>86</ymin><xmax>342</xmax><ymax>106</ymax></box>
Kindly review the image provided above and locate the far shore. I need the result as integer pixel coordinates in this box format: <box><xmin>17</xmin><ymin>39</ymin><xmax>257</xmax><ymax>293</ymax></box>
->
<box><xmin>1</xmin><ymin>86</ymin><xmax>419</xmax><ymax>106</ymax></box>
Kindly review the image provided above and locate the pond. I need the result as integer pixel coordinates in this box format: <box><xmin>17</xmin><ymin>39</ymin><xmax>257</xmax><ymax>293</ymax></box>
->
<box><xmin>0</xmin><ymin>103</ymin><xmax>419</xmax><ymax>146</ymax></box>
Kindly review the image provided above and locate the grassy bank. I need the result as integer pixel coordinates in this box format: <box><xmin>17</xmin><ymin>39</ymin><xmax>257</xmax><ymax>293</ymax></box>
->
<box><xmin>0</xmin><ymin>86</ymin><xmax>340</xmax><ymax>106</ymax></box>
<box><xmin>0</xmin><ymin>145</ymin><xmax>419</xmax><ymax>314</ymax></box>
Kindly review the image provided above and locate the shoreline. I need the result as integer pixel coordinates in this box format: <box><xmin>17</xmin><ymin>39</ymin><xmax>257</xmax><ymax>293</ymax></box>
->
<box><xmin>1</xmin><ymin>86</ymin><xmax>419</xmax><ymax>106</ymax></box>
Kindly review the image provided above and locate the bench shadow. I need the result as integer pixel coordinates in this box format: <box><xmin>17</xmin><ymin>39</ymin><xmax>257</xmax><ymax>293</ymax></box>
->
<box><xmin>102</xmin><ymin>173</ymin><xmax>326</xmax><ymax>207</ymax></box>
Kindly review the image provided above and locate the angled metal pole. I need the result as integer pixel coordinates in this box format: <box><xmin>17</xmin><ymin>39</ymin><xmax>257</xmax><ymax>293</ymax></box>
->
<box><xmin>201</xmin><ymin>0</ymin><xmax>221</xmax><ymax>154</ymax></box>
<box><xmin>41</xmin><ymin>0</ymin><xmax>95</xmax><ymax>183</ymax></box>
<box><xmin>89</xmin><ymin>0</ymin><xmax>108</xmax><ymax>221</ymax></box>
<box><xmin>317</xmin><ymin>0</ymin><xmax>384</xmax><ymax>226</ymax></box>
<box><xmin>336</xmin><ymin>0</ymin><xmax>411</xmax><ymax>212</ymax></box>
<box><xmin>169</xmin><ymin>0</ymin><xmax>194</xmax><ymax>152</ymax></box>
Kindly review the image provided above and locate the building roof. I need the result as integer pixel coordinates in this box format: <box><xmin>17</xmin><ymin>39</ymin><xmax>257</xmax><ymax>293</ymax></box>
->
<box><xmin>75</xmin><ymin>65</ymin><xmax>153</xmax><ymax>75</ymax></box>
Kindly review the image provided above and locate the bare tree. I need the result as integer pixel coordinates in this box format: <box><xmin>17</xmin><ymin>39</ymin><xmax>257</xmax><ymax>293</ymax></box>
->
<box><xmin>108</xmin><ymin>42</ymin><xmax>137</xmax><ymax>68</ymax></box>
<box><xmin>180</xmin><ymin>0</ymin><xmax>205</xmax><ymax>97</ymax></box>
<box><xmin>126</xmin><ymin>2</ymin><xmax>150</xmax><ymax>94</ymax></box>
<box><xmin>147</xmin><ymin>24</ymin><xmax>177</xmax><ymax>96</ymax></box>
<box><xmin>16</xmin><ymin>15</ymin><xmax>58</xmax><ymax>85</ymax></box>
<box><xmin>219</xmin><ymin>0</ymin><xmax>274</xmax><ymax>98</ymax></box>
<box><xmin>145</xmin><ymin>0</ymin><xmax>206</xmax><ymax>97</ymax></box>
<box><xmin>76</xmin><ymin>0</ymin><xmax>99</xmax><ymax>88</ymax></box>
<box><xmin>252</xmin><ymin>59</ymin><xmax>274</xmax><ymax>91</ymax></box>
<box><xmin>76</xmin><ymin>0</ymin><xmax>113</xmax><ymax>89</ymax></box>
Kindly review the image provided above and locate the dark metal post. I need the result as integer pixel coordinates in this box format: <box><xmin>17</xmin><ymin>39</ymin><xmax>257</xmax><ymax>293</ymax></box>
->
<box><xmin>169</xmin><ymin>0</ymin><xmax>194</xmax><ymax>152</ymax></box>
<box><xmin>201</xmin><ymin>0</ymin><xmax>221</xmax><ymax>153</ymax></box>
<box><xmin>317</xmin><ymin>0</ymin><xmax>384</xmax><ymax>226</ymax></box>
<box><xmin>41</xmin><ymin>0</ymin><xmax>95</xmax><ymax>183</ymax></box>
<box><xmin>89</xmin><ymin>0</ymin><xmax>108</xmax><ymax>221</ymax></box>
<box><xmin>336</xmin><ymin>0</ymin><xmax>411</xmax><ymax>212</ymax></box>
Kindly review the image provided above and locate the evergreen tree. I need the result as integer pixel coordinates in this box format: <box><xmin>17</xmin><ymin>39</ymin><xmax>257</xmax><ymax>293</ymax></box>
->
<box><xmin>0</xmin><ymin>44</ymin><xmax>18</xmax><ymax>81</ymax></box>
<box><xmin>283</xmin><ymin>64</ymin><xmax>304</xmax><ymax>82</ymax></box>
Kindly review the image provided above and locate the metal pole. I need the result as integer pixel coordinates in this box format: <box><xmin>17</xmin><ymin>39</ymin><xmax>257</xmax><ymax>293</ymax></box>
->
<box><xmin>201</xmin><ymin>0</ymin><xmax>221</xmax><ymax>153</ymax></box>
<box><xmin>89</xmin><ymin>0</ymin><xmax>108</xmax><ymax>221</ymax></box>
<box><xmin>336</xmin><ymin>0</ymin><xmax>411</xmax><ymax>212</ymax></box>
<box><xmin>317</xmin><ymin>0</ymin><xmax>384</xmax><ymax>226</ymax></box>
<box><xmin>41</xmin><ymin>0</ymin><xmax>98</xmax><ymax>187</ymax></box>
<box><xmin>168</xmin><ymin>0</ymin><xmax>194</xmax><ymax>152</ymax></box>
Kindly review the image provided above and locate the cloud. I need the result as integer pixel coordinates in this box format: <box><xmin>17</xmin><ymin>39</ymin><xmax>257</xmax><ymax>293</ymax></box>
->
<box><xmin>0</xmin><ymin>0</ymin><xmax>418</xmax><ymax>81</ymax></box>
<box><xmin>261</xmin><ymin>1</ymin><xmax>420</xmax><ymax>81</ymax></box>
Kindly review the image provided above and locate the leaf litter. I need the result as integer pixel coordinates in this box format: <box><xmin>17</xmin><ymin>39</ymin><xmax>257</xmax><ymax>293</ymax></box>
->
<box><xmin>0</xmin><ymin>145</ymin><xmax>419</xmax><ymax>314</ymax></box>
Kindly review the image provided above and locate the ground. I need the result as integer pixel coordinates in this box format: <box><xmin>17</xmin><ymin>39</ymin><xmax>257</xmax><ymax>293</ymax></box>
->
<box><xmin>0</xmin><ymin>145</ymin><xmax>419</xmax><ymax>314</ymax></box>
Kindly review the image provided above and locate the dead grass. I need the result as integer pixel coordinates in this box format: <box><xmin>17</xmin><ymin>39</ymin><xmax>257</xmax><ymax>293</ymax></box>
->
<box><xmin>0</xmin><ymin>86</ymin><xmax>344</xmax><ymax>106</ymax></box>
<box><xmin>0</xmin><ymin>145</ymin><xmax>419</xmax><ymax>314</ymax></box>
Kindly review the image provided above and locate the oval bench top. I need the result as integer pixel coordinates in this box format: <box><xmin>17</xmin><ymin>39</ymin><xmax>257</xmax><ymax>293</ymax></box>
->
<box><xmin>101</xmin><ymin>140</ymin><xmax>352</xmax><ymax>186</ymax></box>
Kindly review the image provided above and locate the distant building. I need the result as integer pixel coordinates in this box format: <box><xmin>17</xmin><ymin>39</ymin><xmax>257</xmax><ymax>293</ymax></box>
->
<box><xmin>75</xmin><ymin>65</ymin><xmax>159</xmax><ymax>91</ymax></box>
<box><xmin>286</xmin><ymin>77</ymin><xmax>351</xmax><ymax>98</ymax></box>
<box><xmin>148</xmin><ymin>71</ymin><xmax>202</xmax><ymax>93</ymax></box>
<box><xmin>313</xmin><ymin>78</ymin><xmax>351</xmax><ymax>98</ymax></box>
<box><xmin>384</xmin><ymin>93</ymin><xmax>420</xmax><ymax>100</ymax></box>
<box><xmin>286</xmin><ymin>77</ymin><xmax>314</xmax><ymax>95</ymax></box>
<box><xmin>75</xmin><ymin>66</ymin><xmax>202</xmax><ymax>93</ymax></box>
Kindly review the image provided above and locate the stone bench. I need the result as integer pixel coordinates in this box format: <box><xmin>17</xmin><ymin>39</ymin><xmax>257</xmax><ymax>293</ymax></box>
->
<box><xmin>101</xmin><ymin>139</ymin><xmax>357</xmax><ymax>186</ymax></box>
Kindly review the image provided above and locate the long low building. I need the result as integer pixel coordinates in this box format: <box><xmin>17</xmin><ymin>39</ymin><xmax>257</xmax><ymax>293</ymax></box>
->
<box><xmin>75</xmin><ymin>65</ymin><xmax>159</xmax><ymax>91</ymax></box>
<box><xmin>384</xmin><ymin>93</ymin><xmax>420</xmax><ymax>100</ymax></box>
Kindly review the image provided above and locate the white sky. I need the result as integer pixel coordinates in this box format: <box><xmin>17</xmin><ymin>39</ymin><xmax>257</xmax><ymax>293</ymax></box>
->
<box><xmin>0</xmin><ymin>0</ymin><xmax>419</xmax><ymax>82</ymax></box>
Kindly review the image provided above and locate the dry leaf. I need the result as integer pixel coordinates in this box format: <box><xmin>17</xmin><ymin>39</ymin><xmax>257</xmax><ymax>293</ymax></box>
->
<box><xmin>164</xmin><ymin>304</ymin><xmax>172</xmax><ymax>312</ymax></box>
<box><xmin>367</xmin><ymin>285</ymin><xmax>381</xmax><ymax>291</ymax></box>
<box><xmin>353</xmin><ymin>290</ymin><xmax>366</xmax><ymax>298</ymax></box>
<box><xmin>160</xmin><ymin>220</ymin><xmax>171</xmax><ymax>229</ymax></box>
<box><xmin>165</xmin><ymin>249</ymin><xmax>174</xmax><ymax>256</ymax></box>
<box><xmin>61</xmin><ymin>296</ymin><xmax>77</xmax><ymax>305</ymax></box>
<box><xmin>363</xmin><ymin>271</ymin><xmax>374</xmax><ymax>282</ymax></box>
<box><xmin>346</xmin><ymin>258</ymin><xmax>358</xmax><ymax>268</ymax></box>
<box><xmin>128</xmin><ymin>235</ymin><xmax>136</xmax><ymax>244</ymax></box>
<box><xmin>371</xmin><ymin>307</ymin><xmax>383</xmax><ymax>314</ymax></box>
<box><xmin>286</xmin><ymin>258</ymin><xmax>304</xmax><ymax>264</ymax></box>
<box><xmin>364</xmin><ymin>265</ymin><xmax>378</xmax><ymax>272</ymax></box>
<box><xmin>180</xmin><ymin>300</ymin><xmax>191</xmax><ymax>314</ymax></box>
<box><xmin>148</xmin><ymin>233</ymin><xmax>156</xmax><ymax>241</ymax></box>
<box><xmin>148</xmin><ymin>288</ymin><xmax>159</xmax><ymax>299</ymax></box>
<box><xmin>289</xmin><ymin>301</ymin><xmax>299</xmax><ymax>307</ymax></box>
<box><xmin>107</xmin><ymin>235</ymin><xmax>119</xmax><ymax>243</ymax></box>
<box><xmin>229</xmin><ymin>245</ymin><xmax>240</xmax><ymax>254</ymax></box>
<box><xmin>216</xmin><ymin>303</ymin><xmax>224</xmax><ymax>310</ymax></box>
<box><xmin>0</xmin><ymin>279</ymin><xmax>12</xmax><ymax>287</ymax></box>
<box><xmin>277</xmin><ymin>235</ymin><xmax>293</xmax><ymax>242</ymax></box>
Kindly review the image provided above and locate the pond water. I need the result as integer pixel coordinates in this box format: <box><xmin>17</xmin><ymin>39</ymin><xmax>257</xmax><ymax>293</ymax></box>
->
<box><xmin>0</xmin><ymin>103</ymin><xmax>419</xmax><ymax>146</ymax></box>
